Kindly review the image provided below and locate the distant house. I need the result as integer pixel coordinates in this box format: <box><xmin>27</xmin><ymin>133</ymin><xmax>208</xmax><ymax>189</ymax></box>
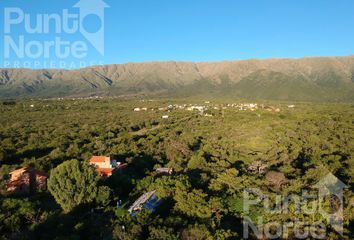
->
<box><xmin>263</xmin><ymin>106</ymin><xmax>280</xmax><ymax>112</ymax></box>
<box><xmin>162</xmin><ymin>115</ymin><xmax>169</xmax><ymax>119</ymax></box>
<box><xmin>247</xmin><ymin>161</ymin><xmax>267</xmax><ymax>175</ymax></box>
<box><xmin>249</xmin><ymin>103</ymin><xmax>257</xmax><ymax>108</ymax></box>
<box><xmin>287</xmin><ymin>105</ymin><xmax>295</xmax><ymax>108</ymax></box>
<box><xmin>134</xmin><ymin>108</ymin><xmax>141</xmax><ymax>112</ymax></box>
<box><xmin>156</xmin><ymin>167</ymin><xmax>174</xmax><ymax>175</ymax></box>
<box><xmin>89</xmin><ymin>156</ymin><xmax>123</xmax><ymax>177</ymax></box>
<box><xmin>186</xmin><ymin>106</ymin><xmax>206</xmax><ymax>113</ymax></box>
<box><xmin>128</xmin><ymin>190</ymin><xmax>161</xmax><ymax>215</ymax></box>
<box><xmin>7</xmin><ymin>167</ymin><xmax>48</xmax><ymax>195</ymax></box>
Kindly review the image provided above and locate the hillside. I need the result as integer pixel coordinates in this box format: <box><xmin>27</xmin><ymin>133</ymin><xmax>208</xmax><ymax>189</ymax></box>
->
<box><xmin>1</xmin><ymin>56</ymin><xmax>354</xmax><ymax>101</ymax></box>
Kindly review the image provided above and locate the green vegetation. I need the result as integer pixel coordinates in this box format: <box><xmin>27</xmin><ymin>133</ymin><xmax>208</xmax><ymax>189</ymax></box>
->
<box><xmin>48</xmin><ymin>159</ymin><xmax>110</xmax><ymax>212</ymax></box>
<box><xmin>0</xmin><ymin>98</ymin><xmax>353</xmax><ymax>239</ymax></box>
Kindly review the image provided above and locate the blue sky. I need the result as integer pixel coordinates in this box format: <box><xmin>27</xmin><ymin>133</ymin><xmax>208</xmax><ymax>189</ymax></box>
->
<box><xmin>1</xmin><ymin>0</ymin><xmax>354</xmax><ymax>68</ymax></box>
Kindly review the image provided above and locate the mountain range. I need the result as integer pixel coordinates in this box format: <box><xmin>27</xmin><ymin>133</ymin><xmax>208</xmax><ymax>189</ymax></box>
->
<box><xmin>1</xmin><ymin>56</ymin><xmax>354</xmax><ymax>102</ymax></box>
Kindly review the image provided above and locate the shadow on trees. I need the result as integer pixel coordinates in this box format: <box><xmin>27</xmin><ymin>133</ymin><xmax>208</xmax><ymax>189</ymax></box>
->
<box><xmin>106</xmin><ymin>153</ymin><xmax>157</xmax><ymax>199</ymax></box>
<box><xmin>185</xmin><ymin>168</ymin><xmax>211</xmax><ymax>191</ymax></box>
<box><xmin>292</xmin><ymin>151</ymin><xmax>313</xmax><ymax>174</ymax></box>
<box><xmin>30</xmin><ymin>203</ymin><xmax>114</xmax><ymax>240</ymax></box>
<box><xmin>220</xmin><ymin>214</ymin><xmax>243</xmax><ymax>238</ymax></box>
<box><xmin>4</xmin><ymin>147</ymin><xmax>55</xmax><ymax>165</ymax></box>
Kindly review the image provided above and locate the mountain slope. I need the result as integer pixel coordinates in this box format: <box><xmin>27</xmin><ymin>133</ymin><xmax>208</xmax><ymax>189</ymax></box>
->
<box><xmin>1</xmin><ymin>56</ymin><xmax>354</xmax><ymax>101</ymax></box>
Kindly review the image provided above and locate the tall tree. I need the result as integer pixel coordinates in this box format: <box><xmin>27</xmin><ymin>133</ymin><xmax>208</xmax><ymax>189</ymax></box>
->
<box><xmin>48</xmin><ymin>159</ymin><xmax>101</xmax><ymax>212</ymax></box>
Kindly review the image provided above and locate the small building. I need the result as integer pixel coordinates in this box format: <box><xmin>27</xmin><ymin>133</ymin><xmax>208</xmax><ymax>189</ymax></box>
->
<box><xmin>247</xmin><ymin>161</ymin><xmax>267</xmax><ymax>175</ymax></box>
<box><xmin>7</xmin><ymin>167</ymin><xmax>48</xmax><ymax>195</ymax></box>
<box><xmin>287</xmin><ymin>105</ymin><xmax>295</xmax><ymax>108</ymax></box>
<box><xmin>128</xmin><ymin>190</ymin><xmax>161</xmax><ymax>215</ymax></box>
<box><xmin>156</xmin><ymin>167</ymin><xmax>174</xmax><ymax>175</ymax></box>
<box><xmin>263</xmin><ymin>106</ymin><xmax>280</xmax><ymax>112</ymax></box>
<box><xmin>186</xmin><ymin>106</ymin><xmax>206</xmax><ymax>113</ymax></box>
<box><xmin>89</xmin><ymin>156</ymin><xmax>121</xmax><ymax>177</ymax></box>
<box><xmin>134</xmin><ymin>108</ymin><xmax>141</xmax><ymax>112</ymax></box>
<box><xmin>249</xmin><ymin>103</ymin><xmax>257</xmax><ymax>108</ymax></box>
<box><xmin>162</xmin><ymin>115</ymin><xmax>169</xmax><ymax>119</ymax></box>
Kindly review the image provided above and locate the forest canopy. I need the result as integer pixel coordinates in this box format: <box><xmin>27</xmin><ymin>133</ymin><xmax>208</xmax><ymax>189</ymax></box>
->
<box><xmin>0</xmin><ymin>99</ymin><xmax>353</xmax><ymax>239</ymax></box>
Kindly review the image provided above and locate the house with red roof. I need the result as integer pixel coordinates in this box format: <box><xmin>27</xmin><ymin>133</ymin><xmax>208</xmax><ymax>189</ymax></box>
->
<box><xmin>89</xmin><ymin>156</ymin><xmax>126</xmax><ymax>177</ymax></box>
<box><xmin>7</xmin><ymin>167</ymin><xmax>48</xmax><ymax>195</ymax></box>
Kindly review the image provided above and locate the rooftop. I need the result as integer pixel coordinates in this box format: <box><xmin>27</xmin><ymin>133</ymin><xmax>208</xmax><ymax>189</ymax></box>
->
<box><xmin>89</xmin><ymin>156</ymin><xmax>110</xmax><ymax>163</ymax></box>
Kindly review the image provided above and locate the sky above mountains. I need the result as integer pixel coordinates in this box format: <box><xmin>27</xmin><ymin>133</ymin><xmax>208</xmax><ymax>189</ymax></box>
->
<box><xmin>0</xmin><ymin>0</ymin><xmax>354</xmax><ymax>68</ymax></box>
